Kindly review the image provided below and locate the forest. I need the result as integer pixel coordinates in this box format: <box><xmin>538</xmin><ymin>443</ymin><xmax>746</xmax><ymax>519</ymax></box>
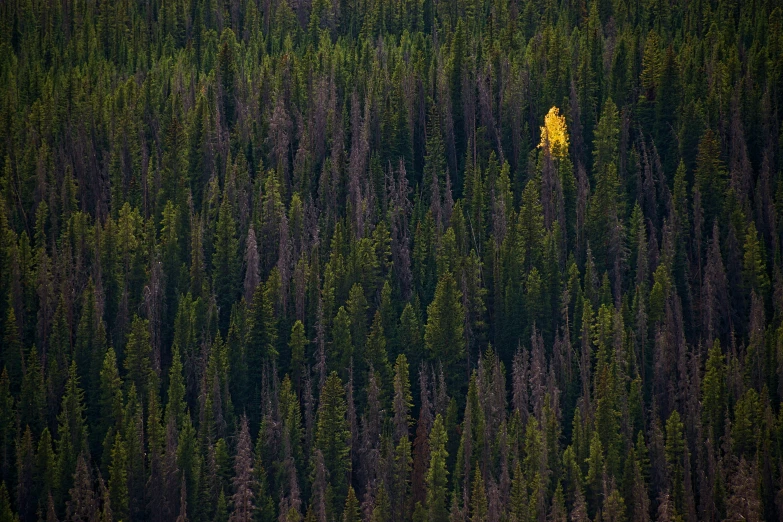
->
<box><xmin>0</xmin><ymin>0</ymin><xmax>782</xmax><ymax>520</ymax></box>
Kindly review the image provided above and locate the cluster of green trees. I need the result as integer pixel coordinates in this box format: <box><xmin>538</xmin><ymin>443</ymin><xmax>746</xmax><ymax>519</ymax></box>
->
<box><xmin>1</xmin><ymin>0</ymin><xmax>783</xmax><ymax>520</ymax></box>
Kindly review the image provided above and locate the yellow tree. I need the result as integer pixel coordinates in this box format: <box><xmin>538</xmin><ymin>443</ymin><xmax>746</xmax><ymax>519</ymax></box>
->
<box><xmin>538</xmin><ymin>107</ymin><xmax>569</xmax><ymax>160</ymax></box>
<box><xmin>537</xmin><ymin>106</ymin><xmax>575</xmax><ymax>245</ymax></box>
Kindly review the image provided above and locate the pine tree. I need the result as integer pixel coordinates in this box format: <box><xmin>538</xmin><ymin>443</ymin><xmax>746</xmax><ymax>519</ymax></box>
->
<box><xmin>469</xmin><ymin>467</ymin><xmax>487</xmax><ymax>522</ymax></box>
<box><xmin>289</xmin><ymin>320</ymin><xmax>308</xmax><ymax>389</ymax></box>
<box><xmin>75</xmin><ymin>280</ymin><xmax>108</xmax><ymax>452</ymax></box>
<box><xmin>425</xmin><ymin>272</ymin><xmax>465</xmax><ymax>392</ymax></box>
<box><xmin>390</xmin><ymin>354</ymin><xmax>413</xmax><ymax>520</ymax></box>
<box><xmin>365</xmin><ymin>311</ymin><xmax>391</xmax><ymax>389</ymax></box>
<box><xmin>331</xmin><ymin>307</ymin><xmax>353</xmax><ymax>377</ymax></box>
<box><xmin>161</xmin><ymin>113</ymin><xmax>189</xmax><ymax>212</ymax></box>
<box><xmin>177</xmin><ymin>414</ymin><xmax>201</xmax><ymax>521</ymax></box>
<box><xmin>20</xmin><ymin>347</ymin><xmax>45</xmax><ymax>438</ymax></box>
<box><xmin>0</xmin><ymin>371</ymin><xmax>12</xmax><ymax>491</ymax></box>
<box><xmin>0</xmin><ymin>481</ymin><xmax>17</xmax><ymax>522</ymax></box>
<box><xmin>726</xmin><ymin>458</ymin><xmax>762</xmax><ymax>522</ymax></box>
<box><xmin>397</xmin><ymin>303</ymin><xmax>423</xmax><ymax>374</ymax></box>
<box><xmin>213</xmin><ymin>192</ymin><xmax>240</xmax><ymax>333</ymax></box>
<box><xmin>585</xmin><ymin>430</ymin><xmax>603</xmax><ymax>515</ymax></box>
<box><xmin>57</xmin><ymin>362</ymin><xmax>88</xmax><ymax>505</ymax></box>
<box><xmin>315</xmin><ymin>372</ymin><xmax>350</xmax><ymax>512</ymax></box>
<box><xmin>16</xmin><ymin>425</ymin><xmax>35</xmax><ymax>521</ymax></box>
<box><xmin>509</xmin><ymin>460</ymin><xmax>528</xmax><ymax>522</ymax></box>
<box><xmin>66</xmin><ymin>454</ymin><xmax>97</xmax><ymax>521</ymax></box>
<box><xmin>702</xmin><ymin>340</ymin><xmax>726</xmax><ymax>443</ymax></box>
<box><xmin>246</xmin><ymin>281</ymin><xmax>277</xmax><ymax>420</ymax></box>
<box><xmin>664</xmin><ymin>410</ymin><xmax>685</xmax><ymax>516</ymax></box>
<box><xmin>36</xmin><ymin>428</ymin><xmax>57</xmax><ymax>514</ymax></box>
<box><xmin>147</xmin><ymin>382</ymin><xmax>166</xmax><ymax>522</ymax></box>
<box><xmin>694</xmin><ymin>130</ymin><xmax>727</xmax><ymax>227</ymax></box>
<box><xmin>230</xmin><ymin>416</ymin><xmax>255</xmax><ymax>522</ymax></box>
<box><xmin>342</xmin><ymin>486</ymin><xmax>360</xmax><ymax>522</ymax></box>
<box><xmin>424</xmin><ymin>106</ymin><xmax>446</xmax><ymax>221</ymax></box>
<box><xmin>588</xmin><ymin>98</ymin><xmax>624</xmax><ymax>275</ymax></box>
<box><xmin>109</xmin><ymin>432</ymin><xmax>129</xmax><ymax>521</ymax></box>
<box><xmin>743</xmin><ymin>221</ymin><xmax>770</xmax><ymax>298</ymax></box>
<box><xmin>166</xmin><ymin>345</ymin><xmax>186</xmax><ymax>430</ymax></box>
<box><xmin>1</xmin><ymin>305</ymin><xmax>22</xmax><ymax>393</ymax></box>
<box><xmin>602</xmin><ymin>487</ymin><xmax>626</xmax><ymax>522</ymax></box>
<box><xmin>218</xmin><ymin>29</ymin><xmax>238</xmax><ymax>128</ymax></box>
<box><xmin>518</xmin><ymin>177</ymin><xmax>544</xmax><ymax>271</ymax></box>
<box><xmin>123</xmin><ymin>315</ymin><xmax>154</xmax><ymax>403</ymax></box>
<box><xmin>426</xmin><ymin>414</ymin><xmax>449</xmax><ymax>522</ymax></box>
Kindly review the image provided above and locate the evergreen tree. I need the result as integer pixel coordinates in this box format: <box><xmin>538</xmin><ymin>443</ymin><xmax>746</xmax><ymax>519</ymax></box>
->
<box><xmin>0</xmin><ymin>2</ymin><xmax>781</xmax><ymax>521</ymax></box>
<box><xmin>230</xmin><ymin>416</ymin><xmax>255</xmax><ymax>522</ymax></box>
<box><xmin>702</xmin><ymin>340</ymin><xmax>726</xmax><ymax>443</ymax></box>
<box><xmin>694</xmin><ymin>130</ymin><xmax>727</xmax><ymax>227</ymax></box>
<box><xmin>0</xmin><ymin>372</ymin><xmax>13</xmax><ymax>490</ymax></box>
<box><xmin>743</xmin><ymin>221</ymin><xmax>770</xmax><ymax>298</ymax></box>
<box><xmin>36</xmin><ymin>428</ymin><xmax>57</xmax><ymax>515</ymax></box>
<box><xmin>425</xmin><ymin>414</ymin><xmax>449</xmax><ymax>522</ymax></box>
<box><xmin>20</xmin><ymin>347</ymin><xmax>45</xmax><ymax>438</ymax></box>
<box><xmin>425</xmin><ymin>272</ymin><xmax>465</xmax><ymax>393</ymax></box>
<box><xmin>1</xmin><ymin>306</ymin><xmax>22</xmax><ymax>393</ymax></box>
<box><xmin>587</xmin><ymin>98</ymin><xmax>623</xmax><ymax>276</ymax></box>
<box><xmin>66</xmin><ymin>454</ymin><xmax>97</xmax><ymax>522</ymax></box>
<box><xmin>342</xmin><ymin>486</ymin><xmax>360</xmax><ymax>522</ymax></box>
<box><xmin>365</xmin><ymin>311</ymin><xmax>391</xmax><ymax>389</ymax></box>
<box><xmin>331</xmin><ymin>307</ymin><xmax>353</xmax><ymax>378</ymax></box>
<box><xmin>214</xmin><ymin>192</ymin><xmax>240</xmax><ymax>333</ymax></box>
<box><xmin>391</xmin><ymin>354</ymin><xmax>413</xmax><ymax>519</ymax></box>
<box><xmin>56</xmin><ymin>362</ymin><xmax>88</xmax><ymax>506</ymax></box>
<box><xmin>218</xmin><ymin>29</ymin><xmax>238</xmax><ymax>128</ymax></box>
<box><xmin>315</xmin><ymin>372</ymin><xmax>350</xmax><ymax>512</ymax></box>
<box><xmin>15</xmin><ymin>425</ymin><xmax>35</xmax><ymax>521</ymax></box>
<box><xmin>289</xmin><ymin>320</ymin><xmax>308</xmax><ymax>389</ymax></box>
<box><xmin>123</xmin><ymin>315</ymin><xmax>154</xmax><ymax>403</ymax></box>
<box><xmin>664</xmin><ymin>410</ymin><xmax>685</xmax><ymax>515</ymax></box>
<box><xmin>109</xmin><ymin>432</ymin><xmax>129</xmax><ymax>521</ymax></box>
<box><xmin>469</xmin><ymin>467</ymin><xmax>487</xmax><ymax>522</ymax></box>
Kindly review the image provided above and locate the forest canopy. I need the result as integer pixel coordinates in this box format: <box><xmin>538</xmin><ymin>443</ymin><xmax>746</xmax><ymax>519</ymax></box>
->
<box><xmin>0</xmin><ymin>0</ymin><xmax>783</xmax><ymax>521</ymax></box>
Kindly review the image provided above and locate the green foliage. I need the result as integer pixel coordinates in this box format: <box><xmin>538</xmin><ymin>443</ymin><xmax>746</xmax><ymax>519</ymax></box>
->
<box><xmin>214</xmin><ymin>192</ymin><xmax>240</xmax><ymax>332</ymax></box>
<box><xmin>56</xmin><ymin>362</ymin><xmax>88</xmax><ymax>507</ymax></box>
<box><xmin>109</xmin><ymin>432</ymin><xmax>129</xmax><ymax>521</ymax></box>
<box><xmin>316</xmin><ymin>372</ymin><xmax>350</xmax><ymax>510</ymax></box>
<box><xmin>123</xmin><ymin>315</ymin><xmax>154</xmax><ymax>402</ymax></box>
<box><xmin>425</xmin><ymin>271</ymin><xmax>465</xmax><ymax>391</ymax></box>
<box><xmin>331</xmin><ymin>306</ymin><xmax>353</xmax><ymax>377</ymax></box>
<box><xmin>1</xmin><ymin>1</ymin><xmax>782</xmax><ymax>520</ymax></box>
<box><xmin>426</xmin><ymin>414</ymin><xmax>449</xmax><ymax>522</ymax></box>
<box><xmin>694</xmin><ymin>129</ymin><xmax>727</xmax><ymax>226</ymax></box>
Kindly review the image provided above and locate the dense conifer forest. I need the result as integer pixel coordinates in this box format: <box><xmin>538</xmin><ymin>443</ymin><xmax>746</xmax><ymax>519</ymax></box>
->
<box><xmin>0</xmin><ymin>0</ymin><xmax>783</xmax><ymax>520</ymax></box>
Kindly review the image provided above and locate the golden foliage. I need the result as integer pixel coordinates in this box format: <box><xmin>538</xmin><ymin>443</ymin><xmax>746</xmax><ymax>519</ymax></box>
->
<box><xmin>538</xmin><ymin>106</ymin><xmax>569</xmax><ymax>160</ymax></box>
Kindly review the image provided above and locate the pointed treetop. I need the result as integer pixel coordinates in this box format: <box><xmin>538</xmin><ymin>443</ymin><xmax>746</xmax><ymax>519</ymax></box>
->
<box><xmin>539</xmin><ymin>107</ymin><xmax>569</xmax><ymax>160</ymax></box>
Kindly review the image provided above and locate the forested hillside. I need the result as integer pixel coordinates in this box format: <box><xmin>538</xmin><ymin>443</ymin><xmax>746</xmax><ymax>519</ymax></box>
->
<box><xmin>0</xmin><ymin>0</ymin><xmax>782</xmax><ymax>520</ymax></box>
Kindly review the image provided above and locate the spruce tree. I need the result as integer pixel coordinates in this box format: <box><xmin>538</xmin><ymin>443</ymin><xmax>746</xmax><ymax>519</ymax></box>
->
<box><xmin>315</xmin><ymin>372</ymin><xmax>351</xmax><ymax>514</ymax></box>
<box><xmin>230</xmin><ymin>416</ymin><xmax>255</xmax><ymax>522</ymax></box>
<box><xmin>213</xmin><ymin>192</ymin><xmax>240</xmax><ymax>333</ymax></box>
<box><xmin>289</xmin><ymin>320</ymin><xmax>308</xmax><ymax>389</ymax></box>
<box><xmin>331</xmin><ymin>307</ymin><xmax>353</xmax><ymax>378</ymax></box>
<box><xmin>425</xmin><ymin>414</ymin><xmax>449</xmax><ymax>522</ymax></box>
<box><xmin>20</xmin><ymin>348</ymin><xmax>45</xmax><ymax>438</ymax></box>
<box><xmin>66</xmin><ymin>454</ymin><xmax>97</xmax><ymax>522</ymax></box>
<box><xmin>365</xmin><ymin>311</ymin><xmax>391</xmax><ymax>389</ymax></box>
<box><xmin>424</xmin><ymin>272</ymin><xmax>465</xmax><ymax>393</ymax></box>
<box><xmin>109</xmin><ymin>432</ymin><xmax>129</xmax><ymax>521</ymax></box>
<box><xmin>123</xmin><ymin>315</ymin><xmax>154</xmax><ymax>403</ymax></box>
<box><xmin>342</xmin><ymin>486</ymin><xmax>360</xmax><ymax>522</ymax></box>
<box><xmin>56</xmin><ymin>362</ymin><xmax>88</xmax><ymax>507</ymax></box>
